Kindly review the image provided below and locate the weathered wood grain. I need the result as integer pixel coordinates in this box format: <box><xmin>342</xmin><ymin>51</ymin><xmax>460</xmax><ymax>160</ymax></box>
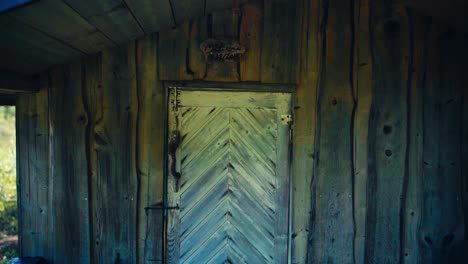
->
<box><xmin>307</xmin><ymin>0</ymin><xmax>355</xmax><ymax>262</ymax></box>
<box><xmin>82</xmin><ymin>53</ymin><xmax>103</xmax><ymax>264</ymax></box>
<box><xmin>365</xmin><ymin>1</ymin><xmax>410</xmax><ymax>262</ymax></box>
<box><xmin>16</xmin><ymin>76</ymin><xmax>51</xmax><ymax>259</ymax></box>
<box><xmin>167</xmin><ymin>90</ymin><xmax>291</xmax><ymax>263</ymax></box>
<box><xmin>125</xmin><ymin>0</ymin><xmax>174</xmax><ymax>34</ymax></box>
<box><xmin>158</xmin><ymin>21</ymin><xmax>193</xmax><ymax>80</ymax></box>
<box><xmin>170</xmin><ymin>0</ymin><xmax>205</xmax><ymax>25</ymax></box>
<box><xmin>274</xmin><ymin>94</ymin><xmax>293</xmax><ymax>264</ymax></box>
<box><xmin>9</xmin><ymin>0</ymin><xmax>114</xmax><ymax>54</ymax></box>
<box><xmin>239</xmin><ymin>0</ymin><xmax>263</xmax><ymax>82</ymax></box>
<box><xmin>462</xmin><ymin>35</ymin><xmax>468</xmax><ymax>263</ymax></box>
<box><xmin>0</xmin><ymin>16</ymin><xmax>82</xmax><ymax>74</ymax></box>
<box><xmin>93</xmin><ymin>43</ymin><xmax>138</xmax><ymax>263</ymax></box>
<box><xmin>136</xmin><ymin>34</ymin><xmax>165</xmax><ymax>264</ymax></box>
<box><xmin>204</xmin><ymin>9</ymin><xmax>240</xmax><ymax>82</ymax></box>
<box><xmin>11</xmin><ymin>2</ymin><xmax>468</xmax><ymax>263</ymax></box>
<box><xmin>291</xmin><ymin>0</ymin><xmax>320</xmax><ymax>262</ymax></box>
<box><xmin>188</xmin><ymin>17</ymin><xmax>208</xmax><ymax>80</ymax></box>
<box><xmin>352</xmin><ymin>0</ymin><xmax>372</xmax><ymax>263</ymax></box>
<box><xmin>261</xmin><ymin>0</ymin><xmax>298</xmax><ymax>83</ymax></box>
<box><xmin>418</xmin><ymin>29</ymin><xmax>465</xmax><ymax>263</ymax></box>
<box><xmin>48</xmin><ymin>61</ymin><xmax>91</xmax><ymax>263</ymax></box>
<box><xmin>63</xmin><ymin>0</ymin><xmax>143</xmax><ymax>44</ymax></box>
<box><xmin>401</xmin><ymin>11</ymin><xmax>427</xmax><ymax>264</ymax></box>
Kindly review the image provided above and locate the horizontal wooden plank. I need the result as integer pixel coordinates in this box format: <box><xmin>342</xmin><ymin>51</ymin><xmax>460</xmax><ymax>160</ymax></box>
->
<box><xmin>9</xmin><ymin>0</ymin><xmax>114</xmax><ymax>54</ymax></box>
<box><xmin>171</xmin><ymin>0</ymin><xmax>205</xmax><ymax>25</ymax></box>
<box><xmin>0</xmin><ymin>70</ymin><xmax>39</xmax><ymax>93</ymax></box>
<box><xmin>63</xmin><ymin>0</ymin><xmax>144</xmax><ymax>44</ymax></box>
<box><xmin>0</xmin><ymin>16</ymin><xmax>82</xmax><ymax>73</ymax></box>
<box><xmin>178</xmin><ymin>90</ymin><xmax>290</xmax><ymax>108</ymax></box>
<box><xmin>125</xmin><ymin>0</ymin><xmax>174</xmax><ymax>33</ymax></box>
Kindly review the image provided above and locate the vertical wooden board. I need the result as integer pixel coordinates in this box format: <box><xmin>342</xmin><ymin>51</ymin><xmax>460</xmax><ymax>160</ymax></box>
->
<box><xmin>366</xmin><ymin>1</ymin><xmax>410</xmax><ymax>263</ymax></box>
<box><xmin>125</xmin><ymin>0</ymin><xmax>174</xmax><ymax>33</ymax></box>
<box><xmin>83</xmin><ymin>53</ymin><xmax>103</xmax><ymax>264</ymax></box>
<box><xmin>401</xmin><ymin>12</ymin><xmax>427</xmax><ymax>264</ymax></box>
<box><xmin>49</xmin><ymin>62</ymin><xmax>91</xmax><ymax>263</ymax></box>
<box><xmin>419</xmin><ymin>31</ymin><xmax>465</xmax><ymax>263</ymax></box>
<box><xmin>158</xmin><ymin>21</ymin><xmax>193</xmax><ymax>80</ymax></box>
<box><xmin>188</xmin><ymin>17</ymin><xmax>208</xmax><ymax>80</ymax></box>
<box><xmin>93</xmin><ymin>43</ymin><xmax>138</xmax><ymax>263</ymax></box>
<box><xmin>170</xmin><ymin>0</ymin><xmax>205</xmax><ymax>25</ymax></box>
<box><xmin>63</xmin><ymin>0</ymin><xmax>144</xmax><ymax>44</ymax></box>
<box><xmin>239</xmin><ymin>0</ymin><xmax>263</xmax><ymax>82</ymax></box>
<box><xmin>274</xmin><ymin>95</ymin><xmax>293</xmax><ymax>264</ymax></box>
<box><xmin>260</xmin><ymin>0</ymin><xmax>298</xmax><ymax>83</ymax></box>
<box><xmin>204</xmin><ymin>10</ymin><xmax>240</xmax><ymax>82</ymax></box>
<box><xmin>166</xmin><ymin>90</ymin><xmax>180</xmax><ymax>264</ymax></box>
<box><xmin>307</xmin><ymin>0</ymin><xmax>354</xmax><ymax>262</ymax></box>
<box><xmin>353</xmin><ymin>0</ymin><xmax>373</xmax><ymax>263</ymax></box>
<box><xmin>16</xmin><ymin>77</ymin><xmax>51</xmax><ymax>259</ymax></box>
<box><xmin>136</xmin><ymin>35</ymin><xmax>165</xmax><ymax>264</ymax></box>
<box><xmin>462</xmin><ymin>36</ymin><xmax>468</xmax><ymax>263</ymax></box>
<box><xmin>291</xmin><ymin>0</ymin><xmax>319</xmax><ymax>262</ymax></box>
<box><xmin>438</xmin><ymin>34</ymin><xmax>465</xmax><ymax>263</ymax></box>
<box><xmin>352</xmin><ymin>0</ymin><xmax>372</xmax><ymax>263</ymax></box>
<box><xmin>15</xmin><ymin>93</ymin><xmax>28</xmax><ymax>256</ymax></box>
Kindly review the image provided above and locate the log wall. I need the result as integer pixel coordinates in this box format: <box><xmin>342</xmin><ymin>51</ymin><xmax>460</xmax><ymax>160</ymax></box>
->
<box><xmin>15</xmin><ymin>0</ymin><xmax>468</xmax><ymax>263</ymax></box>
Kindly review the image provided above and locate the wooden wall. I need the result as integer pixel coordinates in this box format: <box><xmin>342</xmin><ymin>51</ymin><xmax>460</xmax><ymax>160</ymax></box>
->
<box><xmin>15</xmin><ymin>0</ymin><xmax>468</xmax><ymax>263</ymax></box>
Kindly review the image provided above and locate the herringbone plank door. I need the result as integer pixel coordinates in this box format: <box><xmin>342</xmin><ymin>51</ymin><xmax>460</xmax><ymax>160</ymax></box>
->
<box><xmin>167</xmin><ymin>90</ymin><xmax>291</xmax><ymax>264</ymax></box>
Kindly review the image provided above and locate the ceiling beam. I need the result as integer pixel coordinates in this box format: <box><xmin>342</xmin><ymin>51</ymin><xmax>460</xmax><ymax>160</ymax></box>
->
<box><xmin>0</xmin><ymin>70</ymin><xmax>39</xmax><ymax>93</ymax></box>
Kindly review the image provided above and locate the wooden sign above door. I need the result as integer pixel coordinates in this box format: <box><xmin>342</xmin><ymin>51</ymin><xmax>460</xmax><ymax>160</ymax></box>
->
<box><xmin>200</xmin><ymin>38</ymin><xmax>246</xmax><ymax>62</ymax></box>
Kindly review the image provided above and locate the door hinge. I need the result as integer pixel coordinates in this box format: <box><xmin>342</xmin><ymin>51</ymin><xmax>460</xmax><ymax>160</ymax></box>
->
<box><xmin>281</xmin><ymin>114</ymin><xmax>293</xmax><ymax>125</ymax></box>
<box><xmin>289</xmin><ymin>127</ymin><xmax>293</xmax><ymax>143</ymax></box>
<box><xmin>170</xmin><ymin>87</ymin><xmax>181</xmax><ymax>111</ymax></box>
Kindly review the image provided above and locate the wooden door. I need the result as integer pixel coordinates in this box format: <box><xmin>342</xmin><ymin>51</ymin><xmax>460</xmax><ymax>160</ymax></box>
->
<box><xmin>166</xmin><ymin>89</ymin><xmax>292</xmax><ymax>264</ymax></box>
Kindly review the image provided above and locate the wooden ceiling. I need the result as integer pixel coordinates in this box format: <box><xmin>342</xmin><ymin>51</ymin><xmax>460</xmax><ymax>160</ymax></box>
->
<box><xmin>0</xmin><ymin>0</ymin><xmax>247</xmax><ymax>75</ymax></box>
<box><xmin>0</xmin><ymin>0</ymin><xmax>466</xmax><ymax>76</ymax></box>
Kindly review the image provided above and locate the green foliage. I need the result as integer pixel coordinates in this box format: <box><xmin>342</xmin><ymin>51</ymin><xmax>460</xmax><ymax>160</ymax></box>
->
<box><xmin>0</xmin><ymin>106</ymin><xmax>17</xmax><ymax>238</ymax></box>
<box><xmin>1</xmin><ymin>244</ymin><xmax>18</xmax><ymax>264</ymax></box>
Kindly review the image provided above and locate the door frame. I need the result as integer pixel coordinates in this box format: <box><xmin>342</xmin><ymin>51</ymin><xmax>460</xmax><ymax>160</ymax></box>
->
<box><xmin>162</xmin><ymin>83</ymin><xmax>295</xmax><ymax>263</ymax></box>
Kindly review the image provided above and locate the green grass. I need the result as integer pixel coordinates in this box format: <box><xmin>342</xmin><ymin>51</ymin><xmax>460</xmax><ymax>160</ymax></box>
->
<box><xmin>0</xmin><ymin>106</ymin><xmax>17</xmax><ymax>261</ymax></box>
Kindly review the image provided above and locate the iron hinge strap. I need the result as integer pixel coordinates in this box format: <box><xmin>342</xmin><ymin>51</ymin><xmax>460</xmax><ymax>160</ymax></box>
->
<box><xmin>170</xmin><ymin>87</ymin><xmax>181</xmax><ymax>111</ymax></box>
<box><xmin>144</xmin><ymin>204</ymin><xmax>179</xmax><ymax>211</ymax></box>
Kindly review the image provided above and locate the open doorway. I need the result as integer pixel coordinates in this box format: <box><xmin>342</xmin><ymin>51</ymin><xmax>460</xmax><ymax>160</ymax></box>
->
<box><xmin>0</xmin><ymin>105</ymin><xmax>17</xmax><ymax>262</ymax></box>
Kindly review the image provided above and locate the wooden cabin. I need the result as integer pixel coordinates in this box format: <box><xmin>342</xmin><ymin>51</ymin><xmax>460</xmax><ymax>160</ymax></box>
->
<box><xmin>0</xmin><ymin>0</ymin><xmax>467</xmax><ymax>263</ymax></box>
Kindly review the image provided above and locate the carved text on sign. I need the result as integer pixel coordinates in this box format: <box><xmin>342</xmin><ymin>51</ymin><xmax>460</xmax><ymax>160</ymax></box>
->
<box><xmin>200</xmin><ymin>38</ymin><xmax>246</xmax><ymax>62</ymax></box>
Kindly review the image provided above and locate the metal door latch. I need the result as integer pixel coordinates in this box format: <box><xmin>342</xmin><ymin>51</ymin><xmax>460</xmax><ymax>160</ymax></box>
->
<box><xmin>281</xmin><ymin>114</ymin><xmax>293</xmax><ymax>125</ymax></box>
